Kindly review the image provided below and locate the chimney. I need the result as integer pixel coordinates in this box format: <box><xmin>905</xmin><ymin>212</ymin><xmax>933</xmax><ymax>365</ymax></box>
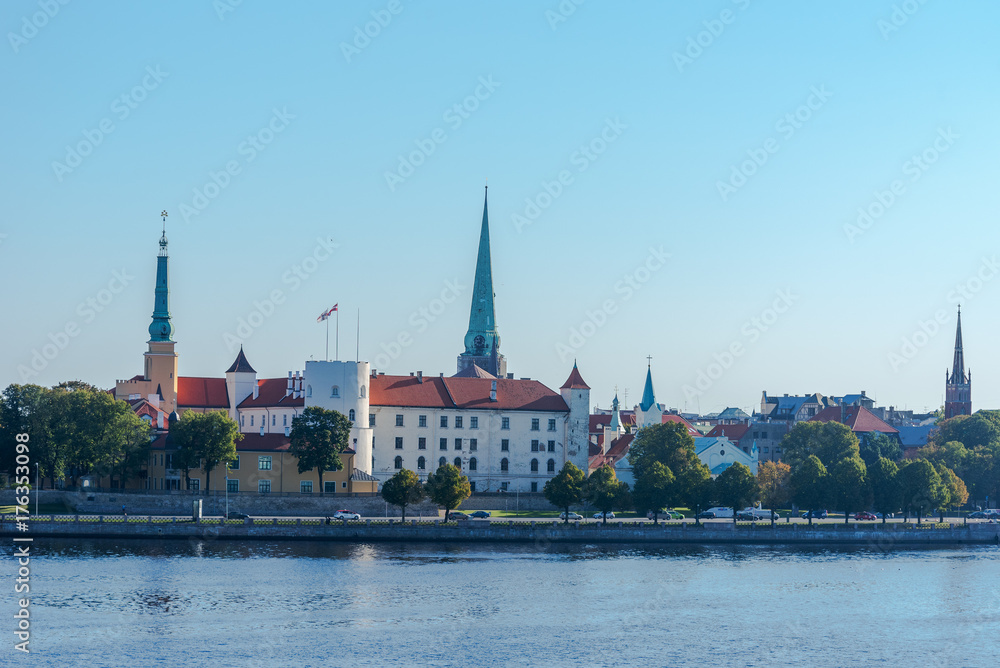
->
<box><xmin>297</xmin><ymin>371</ymin><xmax>304</xmax><ymax>398</ymax></box>
<box><xmin>410</xmin><ymin>372</ymin><xmax>414</xmax><ymax>376</ymax></box>
<box><xmin>253</xmin><ymin>383</ymin><xmax>259</xmax><ymax>400</ymax></box>
<box><xmin>506</xmin><ymin>373</ymin><xmax>513</xmax><ymax>379</ymax></box>
<box><xmin>286</xmin><ymin>372</ymin><xmax>293</xmax><ymax>397</ymax></box>
<box><xmin>417</xmin><ymin>371</ymin><xmax>423</xmax><ymax>383</ymax></box>
<box><xmin>490</xmin><ymin>380</ymin><xmax>497</xmax><ymax>402</ymax></box>
<box><xmin>440</xmin><ymin>373</ymin><xmax>444</xmax><ymax>378</ymax></box>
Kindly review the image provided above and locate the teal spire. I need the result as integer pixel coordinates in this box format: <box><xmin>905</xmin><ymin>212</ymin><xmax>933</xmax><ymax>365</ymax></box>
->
<box><xmin>639</xmin><ymin>362</ymin><xmax>656</xmax><ymax>412</ymax></box>
<box><xmin>461</xmin><ymin>186</ymin><xmax>501</xmax><ymax>366</ymax></box>
<box><xmin>609</xmin><ymin>394</ymin><xmax>621</xmax><ymax>431</ymax></box>
<box><xmin>148</xmin><ymin>212</ymin><xmax>173</xmax><ymax>342</ymax></box>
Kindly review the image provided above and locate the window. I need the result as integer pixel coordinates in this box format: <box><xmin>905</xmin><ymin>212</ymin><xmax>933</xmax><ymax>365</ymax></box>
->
<box><xmin>753</xmin><ymin>431</ymin><xmax>759</xmax><ymax>439</ymax></box>
<box><xmin>469</xmin><ymin>457</ymin><xmax>477</xmax><ymax>471</ymax></box>
<box><xmin>439</xmin><ymin>457</ymin><xmax>447</xmax><ymax>468</ymax></box>
<box><xmin>439</xmin><ymin>438</ymin><xmax>447</xmax><ymax>450</ymax></box>
<box><xmin>763</xmin><ymin>447</ymin><xmax>769</xmax><ymax>453</ymax></box>
<box><xmin>324</xmin><ymin>481</ymin><xmax>337</xmax><ymax>494</ymax></box>
<box><xmin>395</xmin><ymin>437</ymin><xmax>403</xmax><ymax>450</ymax></box>
<box><xmin>188</xmin><ymin>478</ymin><xmax>200</xmax><ymax>491</ymax></box>
<box><xmin>547</xmin><ymin>440</ymin><xmax>555</xmax><ymax>452</ymax></box>
<box><xmin>418</xmin><ymin>456</ymin><xmax>426</xmax><ymax>470</ymax></box>
<box><xmin>454</xmin><ymin>457</ymin><xmax>462</xmax><ymax>468</ymax></box>
<box><xmin>272</xmin><ymin>415</ymin><xmax>276</xmax><ymax>426</ymax></box>
<box><xmin>283</xmin><ymin>414</ymin><xmax>287</xmax><ymax>426</ymax></box>
<box><xmin>531</xmin><ymin>440</ymin><xmax>540</xmax><ymax>452</ymax></box>
<box><xmin>775</xmin><ymin>447</ymin><xmax>782</xmax><ymax>453</ymax></box>
<box><xmin>250</xmin><ymin>415</ymin><xmax>254</xmax><ymax>426</ymax></box>
<box><xmin>501</xmin><ymin>458</ymin><xmax>509</xmax><ymax>472</ymax></box>
<box><xmin>360</xmin><ymin>385</ymin><xmax>367</xmax><ymax>398</ymax></box>
<box><xmin>455</xmin><ymin>438</ymin><xmax>462</xmax><ymax>450</ymax></box>
<box><xmin>394</xmin><ymin>456</ymin><xmax>403</xmax><ymax>470</ymax></box>
<box><xmin>258</xmin><ymin>456</ymin><xmax>272</xmax><ymax>471</ymax></box>
<box><xmin>500</xmin><ymin>481</ymin><xmax>509</xmax><ymax>491</ymax></box>
<box><xmin>349</xmin><ymin>409</ymin><xmax>356</xmax><ymax>421</ymax></box>
<box><xmin>229</xmin><ymin>456</ymin><xmax>240</xmax><ymax>471</ymax></box>
<box><xmin>396</xmin><ymin>414</ymin><xmax>404</xmax><ymax>427</ymax></box>
<box><xmin>547</xmin><ymin>459</ymin><xmax>556</xmax><ymax>473</ymax></box>
<box><xmin>531</xmin><ymin>482</ymin><xmax>538</xmax><ymax>492</ymax></box>
<box><xmin>470</xmin><ymin>438</ymin><xmax>477</xmax><ymax>452</ymax></box>
<box><xmin>369</xmin><ymin>413</ymin><xmax>375</xmax><ymax>427</ymax></box>
<box><xmin>501</xmin><ymin>417</ymin><xmax>510</xmax><ymax>430</ymax></box>
<box><xmin>258</xmin><ymin>480</ymin><xmax>271</xmax><ymax>494</ymax></box>
<box><xmin>440</xmin><ymin>416</ymin><xmax>448</xmax><ymax>428</ymax></box>
<box><xmin>331</xmin><ymin>386</ymin><xmax>339</xmax><ymax>397</ymax></box>
<box><xmin>240</xmin><ymin>415</ymin><xmax>244</xmax><ymax>427</ymax></box>
<box><xmin>227</xmin><ymin>479</ymin><xmax>239</xmax><ymax>493</ymax></box>
<box><xmin>418</xmin><ymin>437</ymin><xmax>427</xmax><ymax>450</ymax></box>
<box><xmin>761</xmin><ymin>431</ymin><xmax>768</xmax><ymax>439</ymax></box>
<box><xmin>300</xmin><ymin>481</ymin><xmax>313</xmax><ymax>494</ymax></box>
<box><xmin>306</xmin><ymin>385</ymin><xmax>312</xmax><ymax>397</ymax></box>
<box><xmin>501</xmin><ymin>439</ymin><xmax>509</xmax><ymax>452</ymax></box>
<box><xmin>419</xmin><ymin>415</ymin><xmax>427</xmax><ymax>428</ymax></box>
<box><xmin>470</xmin><ymin>481</ymin><xmax>476</xmax><ymax>492</ymax></box>
<box><xmin>530</xmin><ymin>459</ymin><xmax>539</xmax><ymax>472</ymax></box>
<box><xmin>470</xmin><ymin>417</ymin><xmax>478</xmax><ymax>429</ymax></box>
<box><xmin>455</xmin><ymin>416</ymin><xmax>463</xmax><ymax>429</ymax></box>
<box><xmin>531</xmin><ymin>418</ymin><xmax>540</xmax><ymax>431</ymax></box>
<box><xmin>343</xmin><ymin>481</ymin><xmax>348</xmax><ymax>488</ymax></box>
<box><xmin>548</xmin><ymin>419</ymin><xmax>556</xmax><ymax>431</ymax></box>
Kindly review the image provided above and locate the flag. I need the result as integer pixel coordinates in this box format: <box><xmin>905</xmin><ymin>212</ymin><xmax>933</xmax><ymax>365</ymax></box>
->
<box><xmin>317</xmin><ymin>304</ymin><xmax>338</xmax><ymax>322</ymax></box>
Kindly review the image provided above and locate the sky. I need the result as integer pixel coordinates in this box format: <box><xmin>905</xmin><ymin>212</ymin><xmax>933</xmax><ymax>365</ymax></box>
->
<box><xmin>1</xmin><ymin>1</ymin><xmax>998</xmax><ymax>415</ymax></box>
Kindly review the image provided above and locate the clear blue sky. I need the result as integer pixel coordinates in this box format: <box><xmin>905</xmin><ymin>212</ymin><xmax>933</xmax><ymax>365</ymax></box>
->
<box><xmin>2</xmin><ymin>1</ymin><xmax>998</xmax><ymax>415</ymax></box>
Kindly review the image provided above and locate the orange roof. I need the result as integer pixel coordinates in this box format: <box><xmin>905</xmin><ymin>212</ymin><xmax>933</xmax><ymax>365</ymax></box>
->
<box><xmin>177</xmin><ymin>376</ymin><xmax>229</xmax><ymax>409</ymax></box>
<box><xmin>238</xmin><ymin>378</ymin><xmax>304</xmax><ymax>408</ymax></box>
<box><xmin>560</xmin><ymin>364</ymin><xmax>590</xmax><ymax>390</ymax></box>
<box><xmin>662</xmin><ymin>413</ymin><xmax>701</xmax><ymax>437</ymax></box>
<box><xmin>370</xmin><ymin>374</ymin><xmax>568</xmax><ymax>412</ymax></box>
<box><xmin>707</xmin><ymin>423</ymin><xmax>750</xmax><ymax>442</ymax></box>
<box><xmin>809</xmin><ymin>406</ymin><xmax>899</xmax><ymax>434</ymax></box>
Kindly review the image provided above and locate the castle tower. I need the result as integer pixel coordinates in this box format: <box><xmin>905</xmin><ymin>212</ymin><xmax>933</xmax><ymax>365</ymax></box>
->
<box><xmin>457</xmin><ymin>186</ymin><xmax>507</xmax><ymax>378</ymax></box>
<box><xmin>560</xmin><ymin>361</ymin><xmax>591</xmax><ymax>474</ymax></box>
<box><xmin>945</xmin><ymin>306</ymin><xmax>972</xmax><ymax>419</ymax></box>
<box><xmin>634</xmin><ymin>360</ymin><xmax>663</xmax><ymax>428</ymax></box>
<box><xmin>226</xmin><ymin>346</ymin><xmax>258</xmax><ymax>421</ymax></box>
<box><xmin>304</xmin><ymin>360</ymin><xmax>374</xmax><ymax>475</ymax></box>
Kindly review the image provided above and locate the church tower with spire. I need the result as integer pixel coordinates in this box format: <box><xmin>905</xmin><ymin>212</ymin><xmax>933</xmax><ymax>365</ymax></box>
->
<box><xmin>945</xmin><ymin>306</ymin><xmax>971</xmax><ymax>419</ymax></box>
<box><xmin>457</xmin><ymin>186</ymin><xmax>507</xmax><ymax>378</ymax></box>
<box><xmin>634</xmin><ymin>360</ymin><xmax>663</xmax><ymax>428</ymax></box>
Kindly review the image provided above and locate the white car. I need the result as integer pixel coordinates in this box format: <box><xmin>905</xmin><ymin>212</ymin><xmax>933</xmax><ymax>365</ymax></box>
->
<box><xmin>559</xmin><ymin>512</ymin><xmax>583</xmax><ymax>521</ymax></box>
<box><xmin>332</xmin><ymin>510</ymin><xmax>361</xmax><ymax>520</ymax></box>
<box><xmin>593</xmin><ymin>511</ymin><xmax>615</xmax><ymax>520</ymax></box>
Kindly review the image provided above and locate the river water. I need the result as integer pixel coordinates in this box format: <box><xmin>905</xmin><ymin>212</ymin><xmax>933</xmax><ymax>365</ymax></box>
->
<box><xmin>8</xmin><ymin>538</ymin><xmax>1000</xmax><ymax>667</ymax></box>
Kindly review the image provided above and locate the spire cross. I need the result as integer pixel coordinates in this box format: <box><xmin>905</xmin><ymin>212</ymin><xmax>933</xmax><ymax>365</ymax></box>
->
<box><xmin>159</xmin><ymin>210</ymin><xmax>168</xmax><ymax>237</ymax></box>
<box><xmin>646</xmin><ymin>355</ymin><xmax>652</xmax><ymax>367</ymax></box>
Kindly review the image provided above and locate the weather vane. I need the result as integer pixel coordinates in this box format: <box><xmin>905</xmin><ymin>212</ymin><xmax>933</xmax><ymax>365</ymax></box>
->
<box><xmin>159</xmin><ymin>210</ymin><xmax>168</xmax><ymax>236</ymax></box>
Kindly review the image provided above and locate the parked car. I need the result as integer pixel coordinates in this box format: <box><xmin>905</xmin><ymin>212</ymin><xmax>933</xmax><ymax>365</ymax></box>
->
<box><xmin>226</xmin><ymin>511</ymin><xmax>250</xmax><ymax>520</ymax></box>
<box><xmin>854</xmin><ymin>512</ymin><xmax>877</xmax><ymax>521</ymax></box>
<box><xmin>559</xmin><ymin>512</ymin><xmax>583</xmax><ymax>521</ymax></box>
<box><xmin>665</xmin><ymin>510</ymin><xmax>686</xmax><ymax>520</ymax></box>
<box><xmin>695</xmin><ymin>511</ymin><xmax>717</xmax><ymax>519</ymax></box>
<box><xmin>874</xmin><ymin>512</ymin><xmax>894</xmax><ymax>519</ymax></box>
<box><xmin>738</xmin><ymin>507</ymin><xmax>778</xmax><ymax>521</ymax></box>
<box><xmin>968</xmin><ymin>511</ymin><xmax>993</xmax><ymax>519</ymax></box>
<box><xmin>333</xmin><ymin>509</ymin><xmax>361</xmax><ymax>520</ymax></box>
<box><xmin>448</xmin><ymin>511</ymin><xmax>469</xmax><ymax>521</ymax></box>
<box><xmin>645</xmin><ymin>509</ymin><xmax>685</xmax><ymax>520</ymax></box>
<box><xmin>469</xmin><ymin>511</ymin><xmax>491</xmax><ymax>518</ymax></box>
<box><xmin>800</xmin><ymin>510</ymin><xmax>828</xmax><ymax>519</ymax></box>
<box><xmin>593</xmin><ymin>511</ymin><xmax>615</xmax><ymax>520</ymax></box>
<box><xmin>704</xmin><ymin>507</ymin><xmax>735</xmax><ymax>518</ymax></box>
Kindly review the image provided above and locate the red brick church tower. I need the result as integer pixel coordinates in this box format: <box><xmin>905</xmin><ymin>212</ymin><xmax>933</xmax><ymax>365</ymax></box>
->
<box><xmin>944</xmin><ymin>306</ymin><xmax>971</xmax><ymax>419</ymax></box>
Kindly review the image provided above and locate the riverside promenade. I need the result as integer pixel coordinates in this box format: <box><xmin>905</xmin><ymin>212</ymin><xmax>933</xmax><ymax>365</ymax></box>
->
<box><xmin>4</xmin><ymin>515</ymin><xmax>999</xmax><ymax>546</ymax></box>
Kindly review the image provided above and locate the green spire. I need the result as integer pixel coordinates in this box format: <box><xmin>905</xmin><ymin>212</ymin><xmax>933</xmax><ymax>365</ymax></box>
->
<box><xmin>148</xmin><ymin>213</ymin><xmax>173</xmax><ymax>342</ymax></box>
<box><xmin>640</xmin><ymin>363</ymin><xmax>656</xmax><ymax>412</ymax></box>
<box><xmin>461</xmin><ymin>186</ymin><xmax>500</xmax><ymax>362</ymax></box>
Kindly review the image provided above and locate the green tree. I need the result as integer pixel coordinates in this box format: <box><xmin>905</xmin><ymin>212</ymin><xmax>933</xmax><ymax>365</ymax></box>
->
<box><xmin>829</xmin><ymin>456</ymin><xmax>869</xmax><ymax>524</ymax></box>
<box><xmin>289</xmin><ymin>406</ymin><xmax>352</xmax><ymax>494</ymax></box>
<box><xmin>933</xmin><ymin>412</ymin><xmax>1000</xmax><ymax>452</ymax></box>
<box><xmin>859</xmin><ymin>432</ymin><xmax>901</xmax><ymax>466</ymax></box>
<box><xmin>543</xmin><ymin>461</ymin><xmax>585</xmax><ymax>523</ymax></box>
<box><xmin>757</xmin><ymin>460</ymin><xmax>791</xmax><ymax>526</ymax></box>
<box><xmin>936</xmin><ymin>464</ymin><xmax>968</xmax><ymax>521</ymax></box>
<box><xmin>100</xmin><ymin>401</ymin><xmax>151</xmax><ymax>488</ymax></box>
<box><xmin>791</xmin><ymin>455</ymin><xmax>829</xmax><ymax>525</ymax></box>
<box><xmin>0</xmin><ymin>384</ymin><xmax>52</xmax><ymax>483</ymax></box>
<box><xmin>381</xmin><ymin>469</ymin><xmax>425</xmax><ymax>521</ymax></box>
<box><xmin>780</xmin><ymin>421</ymin><xmax>861</xmax><ymax>471</ymax></box>
<box><xmin>627</xmin><ymin>422</ymin><xmax>698</xmax><ymax>481</ymax></box>
<box><xmin>170</xmin><ymin>411</ymin><xmax>242</xmax><ymax>492</ymax></box>
<box><xmin>585</xmin><ymin>464</ymin><xmax>629</xmax><ymax>524</ymax></box>
<box><xmin>425</xmin><ymin>463</ymin><xmax>471</xmax><ymax>522</ymax></box>
<box><xmin>632</xmin><ymin>461</ymin><xmax>675</xmax><ymax>523</ymax></box>
<box><xmin>898</xmin><ymin>459</ymin><xmax>944</xmax><ymax>524</ymax></box>
<box><xmin>869</xmin><ymin>457</ymin><xmax>902</xmax><ymax>523</ymax></box>
<box><xmin>716</xmin><ymin>462</ymin><xmax>759</xmax><ymax>524</ymax></box>
<box><xmin>677</xmin><ymin>462</ymin><xmax>714</xmax><ymax>526</ymax></box>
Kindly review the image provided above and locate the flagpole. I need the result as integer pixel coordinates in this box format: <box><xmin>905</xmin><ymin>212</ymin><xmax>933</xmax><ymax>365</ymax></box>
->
<box><xmin>356</xmin><ymin>308</ymin><xmax>360</xmax><ymax>362</ymax></box>
<box><xmin>336</xmin><ymin>309</ymin><xmax>340</xmax><ymax>361</ymax></box>
<box><xmin>325</xmin><ymin>316</ymin><xmax>329</xmax><ymax>361</ymax></box>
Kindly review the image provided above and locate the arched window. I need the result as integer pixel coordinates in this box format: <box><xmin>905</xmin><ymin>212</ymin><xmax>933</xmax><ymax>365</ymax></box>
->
<box><xmin>454</xmin><ymin>457</ymin><xmax>462</xmax><ymax>469</ymax></box>
<box><xmin>439</xmin><ymin>457</ymin><xmax>447</xmax><ymax>468</ymax></box>
<box><xmin>530</xmin><ymin>459</ymin><xmax>539</xmax><ymax>472</ymax></box>
<box><xmin>331</xmin><ymin>386</ymin><xmax>340</xmax><ymax>397</ymax></box>
<box><xmin>360</xmin><ymin>385</ymin><xmax>367</xmax><ymax>398</ymax></box>
<box><xmin>349</xmin><ymin>409</ymin><xmax>355</xmax><ymax>421</ymax></box>
<box><xmin>547</xmin><ymin>459</ymin><xmax>555</xmax><ymax>473</ymax></box>
<box><xmin>418</xmin><ymin>456</ymin><xmax>426</xmax><ymax>470</ymax></box>
<box><xmin>306</xmin><ymin>385</ymin><xmax>312</xmax><ymax>397</ymax></box>
<box><xmin>469</xmin><ymin>457</ymin><xmax>477</xmax><ymax>471</ymax></box>
<box><xmin>500</xmin><ymin>458</ymin><xmax>509</xmax><ymax>472</ymax></box>
<box><xmin>394</xmin><ymin>456</ymin><xmax>403</xmax><ymax>469</ymax></box>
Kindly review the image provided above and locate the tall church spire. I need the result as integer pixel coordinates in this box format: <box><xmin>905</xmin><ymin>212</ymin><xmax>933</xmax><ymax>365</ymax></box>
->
<box><xmin>148</xmin><ymin>210</ymin><xmax>173</xmax><ymax>342</ymax></box>
<box><xmin>945</xmin><ymin>305</ymin><xmax>971</xmax><ymax>419</ymax></box>
<box><xmin>457</xmin><ymin>186</ymin><xmax>506</xmax><ymax>377</ymax></box>
<box><xmin>950</xmin><ymin>305</ymin><xmax>966</xmax><ymax>384</ymax></box>
<box><xmin>639</xmin><ymin>360</ymin><xmax>656</xmax><ymax>412</ymax></box>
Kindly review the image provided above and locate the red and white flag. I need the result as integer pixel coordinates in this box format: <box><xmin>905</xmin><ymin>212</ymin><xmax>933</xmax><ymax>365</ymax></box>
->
<box><xmin>317</xmin><ymin>304</ymin><xmax>338</xmax><ymax>322</ymax></box>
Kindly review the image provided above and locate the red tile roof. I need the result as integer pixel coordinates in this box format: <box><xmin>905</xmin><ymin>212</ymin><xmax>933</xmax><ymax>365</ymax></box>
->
<box><xmin>370</xmin><ymin>375</ymin><xmax>568</xmax><ymax>412</ymax></box>
<box><xmin>809</xmin><ymin>406</ymin><xmax>899</xmax><ymax>434</ymax></box>
<box><xmin>560</xmin><ymin>364</ymin><xmax>591</xmax><ymax>390</ymax></box>
<box><xmin>707</xmin><ymin>423</ymin><xmax>750</xmax><ymax>443</ymax></box>
<box><xmin>662</xmin><ymin>414</ymin><xmax>701</xmax><ymax>437</ymax></box>
<box><xmin>238</xmin><ymin>378</ymin><xmax>305</xmax><ymax>408</ymax></box>
<box><xmin>177</xmin><ymin>377</ymin><xmax>229</xmax><ymax>409</ymax></box>
<box><xmin>589</xmin><ymin>434</ymin><xmax>635</xmax><ymax>471</ymax></box>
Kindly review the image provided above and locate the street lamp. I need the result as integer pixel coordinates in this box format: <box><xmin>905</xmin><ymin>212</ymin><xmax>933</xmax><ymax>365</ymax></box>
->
<box><xmin>34</xmin><ymin>463</ymin><xmax>39</xmax><ymax>516</ymax></box>
<box><xmin>225</xmin><ymin>462</ymin><xmax>230</xmax><ymax>520</ymax></box>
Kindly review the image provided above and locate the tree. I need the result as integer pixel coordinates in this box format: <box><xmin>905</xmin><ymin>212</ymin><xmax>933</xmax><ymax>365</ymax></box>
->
<box><xmin>632</xmin><ymin>461</ymin><xmax>675</xmax><ymax>523</ymax></box>
<box><xmin>0</xmin><ymin>384</ymin><xmax>52</xmax><ymax>482</ymax></box>
<box><xmin>289</xmin><ymin>406</ymin><xmax>352</xmax><ymax>494</ymax></box>
<box><xmin>780</xmin><ymin>421</ymin><xmax>861</xmax><ymax>471</ymax></box>
<box><xmin>791</xmin><ymin>455</ymin><xmax>829</xmax><ymax>525</ymax></box>
<box><xmin>716</xmin><ymin>462</ymin><xmax>759</xmax><ymax>524</ymax></box>
<box><xmin>170</xmin><ymin>411</ymin><xmax>242</xmax><ymax>492</ymax></box>
<box><xmin>898</xmin><ymin>459</ymin><xmax>944</xmax><ymax>524</ymax></box>
<box><xmin>381</xmin><ymin>469</ymin><xmax>425</xmax><ymax>521</ymax></box>
<box><xmin>627</xmin><ymin>422</ymin><xmax>697</xmax><ymax>480</ymax></box>
<box><xmin>100</xmin><ymin>401</ymin><xmax>152</xmax><ymax>488</ymax></box>
<box><xmin>677</xmin><ymin>462</ymin><xmax>714</xmax><ymax>526</ymax></box>
<box><xmin>543</xmin><ymin>461</ymin><xmax>585</xmax><ymax>523</ymax></box>
<box><xmin>586</xmin><ymin>464</ymin><xmax>629</xmax><ymax>524</ymax></box>
<box><xmin>829</xmin><ymin>456</ymin><xmax>869</xmax><ymax>524</ymax></box>
<box><xmin>869</xmin><ymin>457</ymin><xmax>902</xmax><ymax>523</ymax></box>
<box><xmin>936</xmin><ymin>464</ymin><xmax>968</xmax><ymax>522</ymax></box>
<box><xmin>757</xmin><ymin>461</ymin><xmax>791</xmax><ymax>526</ymax></box>
<box><xmin>932</xmin><ymin>411</ymin><xmax>1000</xmax><ymax>452</ymax></box>
<box><xmin>425</xmin><ymin>463</ymin><xmax>471</xmax><ymax>522</ymax></box>
<box><xmin>859</xmin><ymin>432</ymin><xmax>901</xmax><ymax>466</ymax></box>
